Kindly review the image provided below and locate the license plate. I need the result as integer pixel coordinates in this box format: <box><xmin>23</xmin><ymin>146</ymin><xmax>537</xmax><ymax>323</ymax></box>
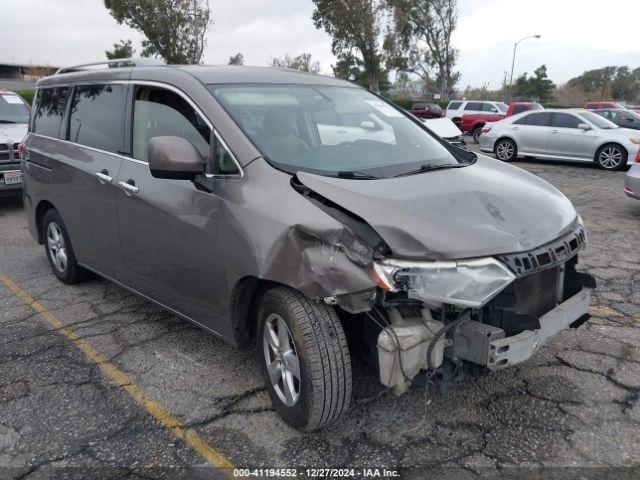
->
<box><xmin>3</xmin><ymin>171</ymin><xmax>23</xmax><ymax>185</ymax></box>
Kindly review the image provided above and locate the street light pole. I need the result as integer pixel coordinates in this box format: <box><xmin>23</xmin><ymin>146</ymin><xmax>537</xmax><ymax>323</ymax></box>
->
<box><xmin>509</xmin><ymin>34</ymin><xmax>541</xmax><ymax>99</ymax></box>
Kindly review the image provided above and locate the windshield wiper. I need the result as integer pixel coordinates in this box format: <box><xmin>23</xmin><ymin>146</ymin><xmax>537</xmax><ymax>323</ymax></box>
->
<box><xmin>336</xmin><ymin>170</ymin><xmax>380</xmax><ymax>179</ymax></box>
<box><xmin>393</xmin><ymin>163</ymin><xmax>465</xmax><ymax>178</ymax></box>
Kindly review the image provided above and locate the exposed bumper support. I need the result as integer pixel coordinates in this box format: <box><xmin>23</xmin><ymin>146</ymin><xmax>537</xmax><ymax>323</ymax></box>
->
<box><xmin>487</xmin><ymin>286</ymin><xmax>592</xmax><ymax>370</ymax></box>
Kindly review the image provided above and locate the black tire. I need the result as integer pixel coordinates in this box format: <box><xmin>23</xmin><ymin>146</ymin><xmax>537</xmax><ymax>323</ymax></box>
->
<box><xmin>257</xmin><ymin>286</ymin><xmax>351</xmax><ymax>431</ymax></box>
<box><xmin>595</xmin><ymin>143</ymin><xmax>627</xmax><ymax>170</ymax></box>
<box><xmin>42</xmin><ymin>209</ymin><xmax>90</xmax><ymax>284</ymax></box>
<box><xmin>472</xmin><ymin>127</ymin><xmax>483</xmax><ymax>144</ymax></box>
<box><xmin>494</xmin><ymin>138</ymin><xmax>518</xmax><ymax>162</ymax></box>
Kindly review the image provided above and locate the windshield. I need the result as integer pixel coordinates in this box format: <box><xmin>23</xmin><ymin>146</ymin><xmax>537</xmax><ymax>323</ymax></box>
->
<box><xmin>0</xmin><ymin>93</ymin><xmax>29</xmax><ymax>124</ymax></box>
<box><xmin>496</xmin><ymin>102</ymin><xmax>508</xmax><ymax>113</ymax></box>
<box><xmin>579</xmin><ymin>111</ymin><xmax>618</xmax><ymax>129</ymax></box>
<box><xmin>209</xmin><ymin>85</ymin><xmax>467</xmax><ymax>178</ymax></box>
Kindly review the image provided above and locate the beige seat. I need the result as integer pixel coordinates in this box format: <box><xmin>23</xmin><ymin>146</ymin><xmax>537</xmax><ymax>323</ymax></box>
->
<box><xmin>259</xmin><ymin>106</ymin><xmax>309</xmax><ymax>160</ymax></box>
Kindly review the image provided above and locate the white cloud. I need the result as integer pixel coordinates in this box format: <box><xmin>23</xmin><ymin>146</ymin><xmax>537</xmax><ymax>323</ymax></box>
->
<box><xmin>2</xmin><ymin>0</ymin><xmax>639</xmax><ymax>88</ymax></box>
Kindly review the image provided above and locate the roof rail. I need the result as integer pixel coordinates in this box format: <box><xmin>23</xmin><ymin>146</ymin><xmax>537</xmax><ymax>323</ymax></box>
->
<box><xmin>55</xmin><ymin>58</ymin><xmax>163</xmax><ymax>75</ymax></box>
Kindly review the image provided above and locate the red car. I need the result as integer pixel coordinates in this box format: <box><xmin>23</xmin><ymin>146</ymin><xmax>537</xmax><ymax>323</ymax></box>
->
<box><xmin>461</xmin><ymin>102</ymin><xmax>543</xmax><ymax>143</ymax></box>
<box><xmin>409</xmin><ymin>102</ymin><xmax>444</xmax><ymax>119</ymax></box>
<box><xmin>583</xmin><ymin>101</ymin><xmax>625</xmax><ymax>110</ymax></box>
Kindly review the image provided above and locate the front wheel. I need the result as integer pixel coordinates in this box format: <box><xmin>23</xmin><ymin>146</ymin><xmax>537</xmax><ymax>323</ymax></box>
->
<box><xmin>495</xmin><ymin>138</ymin><xmax>518</xmax><ymax>162</ymax></box>
<box><xmin>258</xmin><ymin>287</ymin><xmax>351</xmax><ymax>431</ymax></box>
<box><xmin>596</xmin><ymin>144</ymin><xmax>627</xmax><ymax>170</ymax></box>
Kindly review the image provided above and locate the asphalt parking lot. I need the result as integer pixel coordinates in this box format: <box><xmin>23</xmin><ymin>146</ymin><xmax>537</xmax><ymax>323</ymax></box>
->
<box><xmin>1</xmin><ymin>139</ymin><xmax>640</xmax><ymax>479</ymax></box>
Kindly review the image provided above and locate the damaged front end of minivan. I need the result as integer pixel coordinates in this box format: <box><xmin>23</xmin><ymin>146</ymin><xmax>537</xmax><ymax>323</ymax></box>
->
<box><xmin>289</xmin><ymin>172</ymin><xmax>595</xmax><ymax>395</ymax></box>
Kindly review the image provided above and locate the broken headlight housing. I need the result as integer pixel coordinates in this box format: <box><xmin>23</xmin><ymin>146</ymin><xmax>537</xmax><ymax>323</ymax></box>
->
<box><xmin>373</xmin><ymin>257</ymin><xmax>516</xmax><ymax>308</ymax></box>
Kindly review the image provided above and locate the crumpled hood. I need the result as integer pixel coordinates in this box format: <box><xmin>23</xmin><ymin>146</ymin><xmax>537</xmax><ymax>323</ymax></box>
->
<box><xmin>0</xmin><ymin>123</ymin><xmax>28</xmax><ymax>143</ymax></box>
<box><xmin>297</xmin><ymin>155</ymin><xmax>578</xmax><ymax>260</ymax></box>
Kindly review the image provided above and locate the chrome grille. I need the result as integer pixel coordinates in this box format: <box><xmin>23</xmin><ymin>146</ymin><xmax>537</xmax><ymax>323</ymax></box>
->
<box><xmin>0</xmin><ymin>142</ymin><xmax>19</xmax><ymax>163</ymax></box>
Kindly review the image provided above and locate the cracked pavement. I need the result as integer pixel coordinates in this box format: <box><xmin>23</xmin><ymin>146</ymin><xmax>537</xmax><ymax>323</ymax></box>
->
<box><xmin>1</xmin><ymin>145</ymin><xmax>640</xmax><ymax>478</ymax></box>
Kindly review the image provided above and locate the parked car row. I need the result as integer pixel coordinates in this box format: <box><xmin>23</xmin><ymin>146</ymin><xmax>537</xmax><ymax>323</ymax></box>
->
<box><xmin>478</xmin><ymin>109</ymin><xmax>640</xmax><ymax>170</ymax></box>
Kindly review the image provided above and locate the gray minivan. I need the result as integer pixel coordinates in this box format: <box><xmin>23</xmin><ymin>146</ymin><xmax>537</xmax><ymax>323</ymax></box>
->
<box><xmin>22</xmin><ymin>60</ymin><xmax>595</xmax><ymax>431</ymax></box>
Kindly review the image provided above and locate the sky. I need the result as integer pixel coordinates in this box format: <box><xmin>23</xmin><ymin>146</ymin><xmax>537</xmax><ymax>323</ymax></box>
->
<box><xmin>2</xmin><ymin>0</ymin><xmax>640</xmax><ymax>89</ymax></box>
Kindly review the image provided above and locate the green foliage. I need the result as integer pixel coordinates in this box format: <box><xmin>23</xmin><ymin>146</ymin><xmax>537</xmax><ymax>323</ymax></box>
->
<box><xmin>228</xmin><ymin>53</ymin><xmax>244</xmax><ymax>66</ymax></box>
<box><xmin>333</xmin><ymin>53</ymin><xmax>391</xmax><ymax>93</ymax></box>
<box><xmin>514</xmin><ymin>65</ymin><xmax>556</xmax><ymax>101</ymax></box>
<box><xmin>106</xmin><ymin>39</ymin><xmax>135</xmax><ymax>60</ymax></box>
<box><xmin>393</xmin><ymin>0</ymin><xmax>459</xmax><ymax>96</ymax></box>
<box><xmin>567</xmin><ymin>66</ymin><xmax>640</xmax><ymax>102</ymax></box>
<box><xmin>388</xmin><ymin>98</ymin><xmax>414</xmax><ymax>109</ymax></box>
<box><xmin>104</xmin><ymin>0</ymin><xmax>211</xmax><ymax>64</ymax></box>
<box><xmin>272</xmin><ymin>53</ymin><xmax>321</xmax><ymax>74</ymax></box>
<box><xmin>14</xmin><ymin>90</ymin><xmax>35</xmax><ymax>106</ymax></box>
<box><xmin>311</xmin><ymin>0</ymin><xmax>404</xmax><ymax>92</ymax></box>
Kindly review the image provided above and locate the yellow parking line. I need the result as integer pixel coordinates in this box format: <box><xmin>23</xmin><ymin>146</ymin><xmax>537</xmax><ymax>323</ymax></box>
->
<box><xmin>0</xmin><ymin>271</ymin><xmax>236</xmax><ymax>477</ymax></box>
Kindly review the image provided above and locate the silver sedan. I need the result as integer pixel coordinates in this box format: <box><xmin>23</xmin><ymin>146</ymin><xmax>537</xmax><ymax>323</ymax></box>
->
<box><xmin>625</xmin><ymin>163</ymin><xmax>640</xmax><ymax>200</ymax></box>
<box><xmin>479</xmin><ymin>109</ymin><xmax>640</xmax><ymax>170</ymax></box>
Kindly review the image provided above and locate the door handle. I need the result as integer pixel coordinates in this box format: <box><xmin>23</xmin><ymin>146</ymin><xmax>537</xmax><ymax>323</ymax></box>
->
<box><xmin>511</xmin><ymin>126</ymin><xmax>518</xmax><ymax>130</ymax></box>
<box><xmin>118</xmin><ymin>179</ymin><xmax>139</xmax><ymax>195</ymax></box>
<box><xmin>95</xmin><ymin>170</ymin><xmax>113</xmax><ymax>184</ymax></box>
<box><xmin>550</xmin><ymin>129</ymin><xmax>558</xmax><ymax>134</ymax></box>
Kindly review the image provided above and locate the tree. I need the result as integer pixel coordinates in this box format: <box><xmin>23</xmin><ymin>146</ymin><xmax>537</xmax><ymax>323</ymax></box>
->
<box><xmin>567</xmin><ymin>66</ymin><xmax>616</xmax><ymax>99</ymax></box>
<box><xmin>105</xmin><ymin>39</ymin><xmax>135</xmax><ymax>60</ymax></box>
<box><xmin>394</xmin><ymin>0</ymin><xmax>459</xmax><ymax>97</ymax></box>
<box><xmin>333</xmin><ymin>52</ymin><xmax>391</xmax><ymax>93</ymax></box>
<box><xmin>312</xmin><ymin>0</ymin><xmax>404</xmax><ymax>93</ymax></box>
<box><xmin>514</xmin><ymin>65</ymin><xmax>556</xmax><ymax>101</ymax></box>
<box><xmin>104</xmin><ymin>0</ymin><xmax>211</xmax><ymax>64</ymax></box>
<box><xmin>272</xmin><ymin>53</ymin><xmax>321</xmax><ymax>74</ymax></box>
<box><xmin>228</xmin><ymin>52</ymin><xmax>244</xmax><ymax>65</ymax></box>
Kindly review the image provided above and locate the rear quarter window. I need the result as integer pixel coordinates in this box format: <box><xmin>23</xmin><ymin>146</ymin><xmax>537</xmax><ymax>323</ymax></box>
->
<box><xmin>514</xmin><ymin>112</ymin><xmax>553</xmax><ymax>126</ymax></box>
<box><xmin>447</xmin><ymin>101</ymin><xmax>462</xmax><ymax>110</ymax></box>
<box><xmin>68</xmin><ymin>84</ymin><xmax>127</xmax><ymax>154</ymax></box>
<box><xmin>32</xmin><ymin>87</ymin><xmax>70</xmax><ymax>138</ymax></box>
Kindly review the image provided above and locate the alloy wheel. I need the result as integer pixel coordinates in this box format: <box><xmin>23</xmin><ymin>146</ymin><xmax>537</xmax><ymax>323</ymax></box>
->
<box><xmin>46</xmin><ymin>222</ymin><xmax>68</xmax><ymax>273</ymax></box>
<box><xmin>598</xmin><ymin>146</ymin><xmax>623</xmax><ymax>169</ymax></box>
<box><xmin>263</xmin><ymin>313</ymin><xmax>301</xmax><ymax>407</ymax></box>
<box><xmin>496</xmin><ymin>141</ymin><xmax>515</xmax><ymax>160</ymax></box>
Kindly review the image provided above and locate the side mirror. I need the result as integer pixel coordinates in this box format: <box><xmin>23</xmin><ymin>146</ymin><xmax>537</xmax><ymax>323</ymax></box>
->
<box><xmin>490</xmin><ymin>108</ymin><xmax>498</xmax><ymax>113</ymax></box>
<box><xmin>578</xmin><ymin>123</ymin><xmax>592</xmax><ymax>131</ymax></box>
<box><xmin>148</xmin><ymin>136</ymin><xmax>204</xmax><ymax>180</ymax></box>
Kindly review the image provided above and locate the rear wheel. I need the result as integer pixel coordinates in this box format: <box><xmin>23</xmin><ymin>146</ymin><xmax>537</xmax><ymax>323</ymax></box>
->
<box><xmin>494</xmin><ymin>138</ymin><xmax>518</xmax><ymax>162</ymax></box>
<box><xmin>42</xmin><ymin>209</ymin><xmax>89</xmax><ymax>284</ymax></box>
<box><xmin>595</xmin><ymin>143</ymin><xmax>627</xmax><ymax>170</ymax></box>
<box><xmin>258</xmin><ymin>287</ymin><xmax>351</xmax><ymax>431</ymax></box>
<box><xmin>472</xmin><ymin>127</ymin><xmax>483</xmax><ymax>144</ymax></box>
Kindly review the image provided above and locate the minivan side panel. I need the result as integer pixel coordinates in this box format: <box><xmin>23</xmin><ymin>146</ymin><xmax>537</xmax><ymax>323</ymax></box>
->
<box><xmin>24</xmin><ymin>134</ymin><xmax>125</xmax><ymax>279</ymax></box>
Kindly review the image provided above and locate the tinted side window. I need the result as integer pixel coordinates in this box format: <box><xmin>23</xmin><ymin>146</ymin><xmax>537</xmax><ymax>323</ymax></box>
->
<box><xmin>480</xmin><ymin>103</ymin><xmax>496</xmax><ymax>112</ymax></box>
<box><xmin>514</xmin><ymin>112</ymin><xmax>552</xmax><ymax>126</ymax></box>
<box><xmin>32</xmin><ymin>87</ymin><xmax>69</xmax><ymax>138</ymax></box>
<box><xmin>552</xmin><ymin>113</ymin><xmax>582</xmax><ymax>128</ymax></box>
<box><xmin>68</xmin><ymin>85</ymin><xmax>126</xmax><ymax>153</ymax></box>
<box><xmin>465</xmin><ymin>102</ymin><xmax>482</xmax><ymax>110</ymax></box>
<box><xmin>447</xmin><ymin>101</ymin><xmax>462</xmax><ymax>110</ymax></box>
